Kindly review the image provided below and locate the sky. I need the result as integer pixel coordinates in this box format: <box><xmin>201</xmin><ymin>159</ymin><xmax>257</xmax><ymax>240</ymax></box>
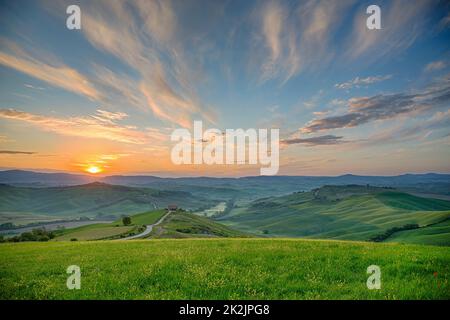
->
<box><xmin>0</xmin><ymin>0</ymin><xmax>449</xmax><ymax>177</ymax></box>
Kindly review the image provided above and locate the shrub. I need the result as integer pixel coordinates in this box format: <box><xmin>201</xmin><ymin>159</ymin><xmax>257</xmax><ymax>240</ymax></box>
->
<box><xmin>369</xmin><ymin>224</ymin><xmax>420</xmax><ymax>242</ymax></box>
<box><xmin>122</xmin><ymin>216</ymin><xmax>132</xmax><ymax>226</ymax></box>
<box><xmin>5</xmin><ymin>228</ymin><xmax>55</xmax><ymax>242</ymax></box>
<box><xmin>0</xmin><ymin>222</ymin><xmax>15</xmax><ymax>230</ymax></box>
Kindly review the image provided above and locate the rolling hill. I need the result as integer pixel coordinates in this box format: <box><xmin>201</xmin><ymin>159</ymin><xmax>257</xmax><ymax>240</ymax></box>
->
<box><xmin>1</xmin><ymin>170</ymin><xmax>450</xmax><ymax>246</ymax></box>
<box><xmin>0</xmin><ymin>182</ymin><xmax>216</xmax><ymax>222</ymax></box>
<box><xmin>51</xmin><ymin>209</ymin><xmax>246</xmax><ymax>241</ymax></box>
<box><xmin>149</xmin><ymin>211</ymin><xmax>248</xmax><ymax>238</ymax></box>
<box><xmin>52</xmin><ymin>210</ymin><xmax>167</xmax><ymax>241</ymax></box>
<box><xmin>53</xmin><ymin>224</ymin><xmax>138</xmax><ymax>241</ymax></box>
<box><xmin>385</xmin><ymin>220</ymin><xmax>450</xmax><ymax>246</ymax></box>
<box><xmin>218</xmin><ymin>185</ymin><xmax>450</xmax><ymax>244</ymax></box>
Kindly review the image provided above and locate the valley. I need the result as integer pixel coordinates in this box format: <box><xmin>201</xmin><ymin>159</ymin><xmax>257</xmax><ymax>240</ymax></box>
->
<box><xmin>1</xmin><ymin>170</ymin><xmax>450</xmax><ymax>246</ymax></box>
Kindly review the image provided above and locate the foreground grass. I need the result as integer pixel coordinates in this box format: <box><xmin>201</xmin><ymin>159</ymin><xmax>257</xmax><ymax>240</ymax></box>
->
<box><xmin>0</xmin><ymin>239</ymin><xmax>448</xmax><ymax>299</ymax></box>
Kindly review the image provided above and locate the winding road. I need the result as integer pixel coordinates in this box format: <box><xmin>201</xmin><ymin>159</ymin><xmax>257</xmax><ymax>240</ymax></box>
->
<box><xmin>118</xmin><ymin>211</ymin><xmax>171</xmax><ymax>240</ymax></box>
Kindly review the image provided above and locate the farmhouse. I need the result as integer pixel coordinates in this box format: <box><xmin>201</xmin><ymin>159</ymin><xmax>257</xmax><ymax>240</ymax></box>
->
<box><xmin>168</xmin><ymin>204</ymin><xmax>178</xmax><ymax>212</ymax></box>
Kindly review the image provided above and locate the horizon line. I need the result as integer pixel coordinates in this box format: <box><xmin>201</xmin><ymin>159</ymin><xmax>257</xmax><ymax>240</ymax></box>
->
<box><xmin>1</xmin><ymin>168</ymin><xmax>449</xmax><ymax>179</ymax></box>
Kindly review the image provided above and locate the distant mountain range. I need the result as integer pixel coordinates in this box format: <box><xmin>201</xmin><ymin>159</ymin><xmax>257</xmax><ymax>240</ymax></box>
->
<box><xmin>0</xmin><ymin>170</ymin><xmax>95</xmax><ymax>186</ymax></box>
<box><xmin>1</xmin><ymin>169</ymin><xmax>449</xmax><ymax>196</ymax></box>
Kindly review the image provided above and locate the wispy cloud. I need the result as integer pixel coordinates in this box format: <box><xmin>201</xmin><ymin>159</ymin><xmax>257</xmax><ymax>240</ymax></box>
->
<box><xmin>346</xmin><ymin>0</ymin><xmax>432</xmax><ymax>60</ymax></box>
<box><xmin>140</xmin><ymin>77</ymin><xmax>197</xmax><ymax>130</ymax></box>
<box><xmin>0</xmin><ymin>40</ymin><xmax>100</xmax><ymax>100</ymax></box>
<box><xmin>78</xmin><ymin>0</ymin><xmax>213</xmax><ymax>128</ymax></box>
<box><xmin>439</xmin><ymin>11</ymin><xmax>450</xmax><ymax>29</ymax></box>
<box><xmin>90</xmin><ymin>65</ymin><xmax>146</xmax><ymax>111</ymax></box>
<box><xmin>335</xmin><ymin>75</ymin><xmax>392</xmax><ymax>90</ymax></box>
<box><xmin>257</xmin><ymin>0</ymin><xmax>354</xmax><ymax>84</ymax></box>
<box><xmin>93</xmin><ymin>109</ymin><xmax>128</xmax><ymax>122</ymax></box>
<box><xmin>301</xmin><ymin>90</ymin><xmax>324</xmax><ymax>109</ymax></box>
<box><xmin>259</xmin><ymin>1</ymin><xmax>293</xmax><ymax>82</ymax></box>
<box><xmin>282</xmin><ymin>135</ymin><xmax>344</xmax><ymax>146</ymax></box>
<box><xmin>0</xmin><ymin>109</ymin><xmax>164</xmax><ymax>145</ymax></box>
<box><xmin>24</xmin><ymin>84</ymin><xmax>46</xmax><ymax>90</ymax></box>
<box><xmin>0</xmin><ymin>135</ymin><xmax>11</xmax><ymax>143</ymax></box>
<box><xmin>299</xmin><ymin>0</ymin><xmax>354</xmax><ymax>64</ymax></box>
<box><xmin>424</xmin><ymin>60</ymin><xmax>447</xmax><ymax>72</ymax></box>
<box><xmin>357</xmin><ymin>109</ymin><xmax>450</xmax><ymax>147</ymax></box>
<box><xmin>0</xmin><ymin>150</ymin><xmax>35</xmax><ymax>155</ymax></box>
<box><xmin>302</xmin><ymin>74</ymin><xmax>450</xmax><ymax>133</ymax></box>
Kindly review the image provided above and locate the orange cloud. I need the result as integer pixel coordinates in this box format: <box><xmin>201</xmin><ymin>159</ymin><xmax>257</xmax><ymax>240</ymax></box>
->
<box><xmin>0</xmin><ymin>109</ymin><xmax>166</xmax><ymax>145</ymax></box>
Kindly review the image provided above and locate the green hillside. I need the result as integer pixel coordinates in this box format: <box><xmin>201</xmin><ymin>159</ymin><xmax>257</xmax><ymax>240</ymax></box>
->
<box><xmin>0</xmin><ymin>239</ymin><xmax>448</xmax><ymax>299</ymax></box>
<box><xmin>115</xmin><ymin>209</ymin><xmax>166</xmax><ymax>225</ymax></box>
<box><xmin>51</xmin><ymin>210</ymin><xmax>245</xmax><ymax>241</ymax></box>
<box><xmin>0</xmin><ymin>183</ymin><xmax>215</xmax><ymax>221</ymax></box>
<box><xmin>53</xmin><ymin>210</ymin><xmax>167</xmax><ymax>241</ymax></box>
<box><xmin>149</xmin><ymin>212</ymin><xmax>248</xmax><ymax>238</ymax></box>
<box><xmin>386</xmin><ymin>220</ymin><xmax>450</xmax><ymax>246</ymax></box>
<box><xmin>53</xmin><ymin>224</ymin><xmax>138</xmax><ymax>241</ymax></box>
<box><xmin>219</xmin><ymin>185</ymin><xmax>450</xmax><ymax>243</ymax></box>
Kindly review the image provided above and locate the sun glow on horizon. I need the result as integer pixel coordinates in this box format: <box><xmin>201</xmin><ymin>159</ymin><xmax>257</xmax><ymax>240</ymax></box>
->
<box><xmin>86</xmin><ymin>165</ymin><xmax>102</xmax><ymax>174</ymax></box>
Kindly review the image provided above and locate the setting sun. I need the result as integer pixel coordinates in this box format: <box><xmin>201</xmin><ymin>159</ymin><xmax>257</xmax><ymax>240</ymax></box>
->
<box><xmin>86</xmin><ymin>166</ymin><xmax>102</xmax><ymax>174</ymax></box>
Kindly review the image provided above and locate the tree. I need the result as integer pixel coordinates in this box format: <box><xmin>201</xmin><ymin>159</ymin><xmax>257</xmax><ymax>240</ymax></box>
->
<box><xmin>122</xmin><ymin>216</ymin><xmax>132</xmax><ymax>226</ymax></box>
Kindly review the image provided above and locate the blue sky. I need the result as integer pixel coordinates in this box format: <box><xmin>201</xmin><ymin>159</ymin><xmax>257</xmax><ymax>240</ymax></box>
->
<box><xmin>0</xmin><ymin>0</ymin><xmax>449</xmax><ymax>176</ymax></box>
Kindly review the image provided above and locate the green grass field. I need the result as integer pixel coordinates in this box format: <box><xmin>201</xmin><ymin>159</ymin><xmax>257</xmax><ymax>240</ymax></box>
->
<box><xmin>0</xmin><ymin>239</ymin><xmax>448</xmax><ymax>299</ymax></box>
